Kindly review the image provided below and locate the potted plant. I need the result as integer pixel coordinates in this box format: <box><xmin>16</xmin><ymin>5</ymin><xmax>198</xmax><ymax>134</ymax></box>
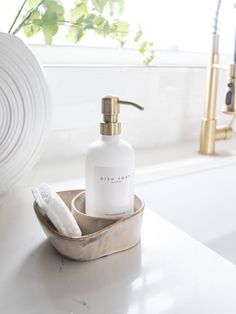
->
<box><xmin>8</xmin><ymin>0</ymin><xmax>155</xmax><ymax>64</ymax></box>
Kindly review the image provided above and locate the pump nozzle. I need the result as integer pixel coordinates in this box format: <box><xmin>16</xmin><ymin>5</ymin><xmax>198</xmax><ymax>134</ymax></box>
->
<box><xmin>118</xmin><ymin>100</ymin><xmax>144</xmax><ymax>111</ymax></box>
<box><xmin>100</xmin><ymin>96</ymin><xmax>144</xmax><ymax>135</ymax></box>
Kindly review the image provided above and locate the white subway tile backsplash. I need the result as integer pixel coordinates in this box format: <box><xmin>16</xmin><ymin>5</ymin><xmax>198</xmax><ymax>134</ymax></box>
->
<box><xmin>40</xmin><ymin>65</ymin><xmax>226</xmax><ymax>161</ymax></box>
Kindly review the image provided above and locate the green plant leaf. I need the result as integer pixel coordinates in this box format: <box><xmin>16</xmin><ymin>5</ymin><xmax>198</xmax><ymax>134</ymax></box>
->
<box><xmin>139</xmin><ymin>41</ymin><xmax>147</xmax><ymax>54</ymax></box>
<box><xmin>42</xmin><ymin>10</ymin><xmax>58</xmax><ymax>35</ymax></box>
<box><xmin>110</xmin><ymin>20</ymin><xmax>129</xmax><ymax>44</ymax></box>
<box><xmin>69</xmin><ymin>3</ymin><xmax>88</xmax><ymax>21</ymax></box>
<box><xmin>139</xmin><ymin>41</ymin><xmax>153</xmax><ymax>54</ymax></box>
<box><xmin>23</xmin><ymin>23</ymin><xmax>40</xmax><ymax>36</ymax></box>
<box><xmin>41</xmin><ymin>10</ymin><xmax>58</xmax><ymax>44</ymax></box>
<box><xmin>66</xmin><ymin>27</ymin><xmax>76</xmax><ymax>42</ymax></box>
<box><xmin>29</xmin><ymin>10</ymin><xmax>41</xmax><ymax>20</ymax></box>
<box><xmin>27</xmin><ymin>0</ymin><xmax>42</xmax><ymax>9</ymax></box>
<box><xmin>92</xmin><ymin>0</ymin><xmax>108</xmax><ymax>13</ymax></box>
<box><xmin>66</xmin><ymin>26</ymin><xmax>76</xmax><ymax>41</ymax></box>
<box><xmin>94</xmin><ymin>15</ymin><xmax>106</xmax><ymax>27</ymax></box>
<box><xmin>83</xmin><ymin>14</ymin><xmax>96</xmax><ymax>29</ymax></box>
<box><xmin>102</xmin><ymin>20</ymin><xmax>110</xmax><ymax>34</ymax></box>
<box><xmin>92</xmin><ymin>16</ymin><xmax>110</xmax><ymax>35</ymax></box>
<box><xmin>108</xmin><ymin>0</ymin><xmax>114</xmax><ymax>15</ymax></box>
<box><xmin>33</xmin><ymin>19</ymin><xmax>42</xmax><ymax>27</ymax></box>
<box><xmin>143</xmin><ymin>54</ymin><xmax>155</xmax><ymax>65</ymax></box>
<box><xmin>111</xmin><ymin>20</ymin><xmax>129</xmax><ymax>34</ymax></box>
<box><xmin>138</xmin><ymin>41</ymin><xmax>155</xmax><ymax>65</ymax></box>
<box><xmin>116</xmin><ymin>0</ymin><xmax>125</xmax><ymax>13</ymax></box>
<box><xmin>66</xmin><ymin>26</ymin><xmax>85</xmax><ymax>43</ymax></box>
<box><xmin>42</xmin><ymin>28</ymin><xmax>53</xmax><ymax>44</ymax></box>
<box><xmin>74</xmin><ymin>0</ymin><xmax>88</xmax><ymax>3</ymax></box>
<box><xmin>134</xmin><ymin>26</ymin><xmax>143</xmax><ymax>42</ymax></box>
<box><xmin>66</xmin><ymin>15</ymin><xmax>85</xmax><ymax>41</ymax></box>
<box><xmin>43</xmin><ymin>0</ymin><xmax>64</xmax><ymax>19</ymax></box>
<box><xmin>109</xmin><ymin>0</ymin><xmax>124</xmax><ymax>14</ymax></box>
<box><xmin>76</xmin><ymin>28</ymin><xmax>85</xmax><ymax>41</ymax></box>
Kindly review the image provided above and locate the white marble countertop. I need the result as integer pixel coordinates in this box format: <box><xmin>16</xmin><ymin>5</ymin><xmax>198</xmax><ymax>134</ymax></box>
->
<box><xmin>1</xmin><ymin>186</ymin><xmax>236</xmax><ymax>314</ymax></box>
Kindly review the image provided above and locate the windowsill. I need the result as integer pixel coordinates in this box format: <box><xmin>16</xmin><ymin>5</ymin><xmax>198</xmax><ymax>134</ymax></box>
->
<box><xmin>30</xmin><ymin>44</ymin><xmax>232</xmax><ymax>68</ymax></box>
<box><xmin>17</xmin><ymin>137</ymin><xmax>236</xmax><ymax>190</ymax></box>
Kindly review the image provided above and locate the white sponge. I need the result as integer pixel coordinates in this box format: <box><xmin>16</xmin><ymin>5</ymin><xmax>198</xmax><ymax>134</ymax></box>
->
<box><xmin>32</xmin><ymin>183</ymin><xmax>82</xmax><ymax>238</ymax></box>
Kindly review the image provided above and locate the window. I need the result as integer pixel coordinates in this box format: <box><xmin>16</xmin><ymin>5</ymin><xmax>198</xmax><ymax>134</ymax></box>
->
<box><xmin>1</xmin><ymin>0</ymin><xmax>235</xmax><ymax>54</ymax></box>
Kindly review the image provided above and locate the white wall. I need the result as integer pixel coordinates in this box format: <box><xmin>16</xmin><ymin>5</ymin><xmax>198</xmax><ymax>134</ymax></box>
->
<box><xmin>40</xmin><ymin>57</ymin><xmax>230</xmax><ymax>162</ymax></box>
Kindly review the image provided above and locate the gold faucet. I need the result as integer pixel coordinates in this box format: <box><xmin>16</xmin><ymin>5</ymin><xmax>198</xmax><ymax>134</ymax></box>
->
<box><xmin>199</xmin><ymin>0</ymin><xmax>236</xmax><ymax>155</ymax></box>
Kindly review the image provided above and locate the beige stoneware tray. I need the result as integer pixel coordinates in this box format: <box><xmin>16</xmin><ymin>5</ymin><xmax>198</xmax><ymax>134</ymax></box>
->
<box><xmin>34</xmin><ymin>189</ymin><xmax>144</xmax><ymax>261</ymax></box>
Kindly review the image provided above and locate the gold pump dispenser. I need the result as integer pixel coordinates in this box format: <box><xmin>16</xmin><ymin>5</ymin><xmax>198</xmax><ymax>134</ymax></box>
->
<box><xmin>100</xmin><ymin>96</ymin><xmax>144</xmax><ymax>135</ymax></box>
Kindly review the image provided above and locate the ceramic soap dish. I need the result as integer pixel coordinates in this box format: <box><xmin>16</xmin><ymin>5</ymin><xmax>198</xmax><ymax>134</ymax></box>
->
<box><xmin>34</xmin><ymin>189</ymin><xmax>144</xmax><ymax>261</ymax></box>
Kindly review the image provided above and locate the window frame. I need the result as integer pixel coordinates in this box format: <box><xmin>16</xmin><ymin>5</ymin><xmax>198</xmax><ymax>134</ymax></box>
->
<box><xmin>30</xmin><ymin>44</ymin><xmax>228</xmax><ymax>68</ymax></box>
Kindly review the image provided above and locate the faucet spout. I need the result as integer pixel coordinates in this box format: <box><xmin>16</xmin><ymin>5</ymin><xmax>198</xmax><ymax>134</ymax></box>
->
<box><xmin>199</xmin><ymin>0</ymin><xmax>236</xmax><ymax>155</ymax></box>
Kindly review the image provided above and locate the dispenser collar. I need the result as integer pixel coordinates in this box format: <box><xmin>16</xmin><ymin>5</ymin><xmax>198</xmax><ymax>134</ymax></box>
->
<box><xmin>100</xmin><ymin>96</ymin><xmax>144</xmax><ymax>135</ymax></box>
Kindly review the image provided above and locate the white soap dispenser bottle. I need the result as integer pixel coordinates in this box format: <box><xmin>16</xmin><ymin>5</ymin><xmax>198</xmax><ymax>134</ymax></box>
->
<box><xmin>85</xmin><ymin>96</ymin><xmax>144</xmax><ymax>217</ymax></box>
